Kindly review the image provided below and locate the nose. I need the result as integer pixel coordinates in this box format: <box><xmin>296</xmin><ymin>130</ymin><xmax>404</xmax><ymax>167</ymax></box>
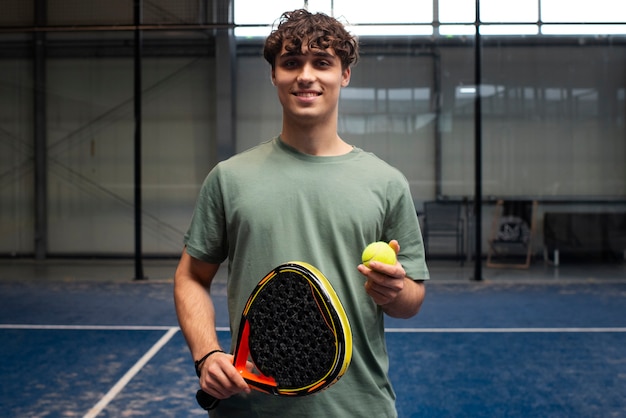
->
<box><xmin>296</xmin><ymin>63</ymin><xmax>315</xmax><ymax>84</ymax></box>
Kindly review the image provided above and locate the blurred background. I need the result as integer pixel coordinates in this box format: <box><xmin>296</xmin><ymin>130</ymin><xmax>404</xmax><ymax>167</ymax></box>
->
<box><xmin>1</xmin><ymin>0</ymin><xmax>624</xmax><ymax>272</ymax></box>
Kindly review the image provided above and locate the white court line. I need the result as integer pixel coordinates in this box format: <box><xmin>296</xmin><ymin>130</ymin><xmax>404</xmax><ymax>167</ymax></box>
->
<box><xmin>0</xmin><ymin>324</ymin><xmax>232</xmax><ymax>332</ymax></box>
<box><xmin>0</xmin><ymin>324</ymin><xmax>175</xmax><ymax>331</ymax></box>
<box><xmin>83</xmin><ymin>327</ymin><xmax>179</xmax><ymax>418</ymax></box>
<box><xmin>385</xmin><ymin>327</ymin><xmax>626</xmax><ymax>333</ymax></box>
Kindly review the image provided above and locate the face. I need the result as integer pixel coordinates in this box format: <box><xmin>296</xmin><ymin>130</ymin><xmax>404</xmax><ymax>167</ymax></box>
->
<box><xmin>271</xmin><ymin>42</ymin><xmax>351</xmax><ymax>125</ymax></box>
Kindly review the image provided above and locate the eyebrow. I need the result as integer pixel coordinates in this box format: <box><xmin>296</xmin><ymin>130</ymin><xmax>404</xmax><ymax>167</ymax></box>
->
<box><xmin>278</xmin><ymin>49</ymin><xmax>336</xmax><ymax>60</ymax></box>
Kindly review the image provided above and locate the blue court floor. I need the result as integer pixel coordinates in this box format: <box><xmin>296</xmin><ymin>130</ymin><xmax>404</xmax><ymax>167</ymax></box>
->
<box><xmin>1</xmin><ymin>259</ymin><xmax>625</xmax><ymax>417</ymax></box>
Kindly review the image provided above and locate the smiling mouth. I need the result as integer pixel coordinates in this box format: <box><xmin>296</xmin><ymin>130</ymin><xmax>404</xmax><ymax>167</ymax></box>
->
<box><xmin>293</xmin><ymin>91</ymin><xmax>321</xmax><ymax>97</ymax></box>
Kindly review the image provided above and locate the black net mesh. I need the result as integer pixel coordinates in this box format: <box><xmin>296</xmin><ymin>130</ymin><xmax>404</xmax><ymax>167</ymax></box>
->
<box><xmin>247</xmin><ymin>271</ymin><xmax>338</xmax><ymax>389</ymax></box>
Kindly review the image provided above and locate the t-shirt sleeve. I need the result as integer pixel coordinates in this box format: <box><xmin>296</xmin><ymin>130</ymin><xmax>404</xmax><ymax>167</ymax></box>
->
<box><xmin>383</xmin><ymin>175</ymin><xmax>430</xmax><ymax>281</ymax></box>
<box><xmin>183</xmin><ymin>165</ymin><xmax>229</xmax><ymax>264</ymax></box>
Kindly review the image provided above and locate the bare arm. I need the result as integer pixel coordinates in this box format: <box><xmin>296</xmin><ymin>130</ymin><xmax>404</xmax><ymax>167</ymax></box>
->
<box><xmin>173</xmin><ymin>249</ymin><xmax>250</xmax><ymax>398</ymax></box>
<box><xmin>174</xmin><ymin>250</ymin><xmax>222</xmax><ymax>357</ymax></box>
<box><xmin>357</xmin><ymin>240</ymin><xmax>426</xmax><ymax>319</ymax></box>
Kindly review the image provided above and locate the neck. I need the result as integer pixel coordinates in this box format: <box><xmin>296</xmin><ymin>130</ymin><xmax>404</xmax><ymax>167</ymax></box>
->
<box><xmin>280</xmin><ymin>128</ymin><xmax>351</xmax><ymax>156</ymax></box>
<box><xmin>280</xmin><ymin>117</ymin><xmax>351</xmax><ymax>156</ymax></box>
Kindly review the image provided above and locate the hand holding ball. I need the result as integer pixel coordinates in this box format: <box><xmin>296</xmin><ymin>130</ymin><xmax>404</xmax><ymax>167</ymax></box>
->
<box><xmin>361</xmin><ymin>242</ymin><xmax>397</xmax><ymax>268</ymax></box>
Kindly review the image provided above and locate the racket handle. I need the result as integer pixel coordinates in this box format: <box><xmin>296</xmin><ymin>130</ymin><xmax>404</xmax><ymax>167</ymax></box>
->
<box><xmin>196</xmin><ymin>389</ymin><xmax>220</xmax><ymax>411</ymax></box>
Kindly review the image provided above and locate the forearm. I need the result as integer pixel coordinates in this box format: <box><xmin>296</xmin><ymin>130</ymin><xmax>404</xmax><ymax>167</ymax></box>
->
<box><xmin>175</xmin><ymin>276</ymin><xmax>221</xmax><ymax>358</ymax></box>
<box><xmin>381</xmin><ymin>278</ymin><xmax>425</xmax><ymax>319</ymax></box>
<box><xmin>174</xmin><ymin>251</ymin><xmax>222</xmax><ymax>360</ymax></box>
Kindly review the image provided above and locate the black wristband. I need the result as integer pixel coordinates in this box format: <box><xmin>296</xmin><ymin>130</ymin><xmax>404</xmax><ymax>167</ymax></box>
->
<box><xmin>194</xmin><ymin>349</ymin><xmax>224</xmax><ymax>377</ymax></box>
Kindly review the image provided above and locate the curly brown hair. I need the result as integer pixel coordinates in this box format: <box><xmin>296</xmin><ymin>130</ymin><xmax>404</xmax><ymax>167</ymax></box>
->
<box><xmin>263</xmin><ymin>9</ymin><xmax>359</xmax><ymax>71</ymax></box>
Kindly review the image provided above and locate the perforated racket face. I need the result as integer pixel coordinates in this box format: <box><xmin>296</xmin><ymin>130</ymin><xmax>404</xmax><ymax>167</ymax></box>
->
<box><xmin>238</xmin><ymin>262</ymin><xmax>352</xmax><ymax>396</ymax></box>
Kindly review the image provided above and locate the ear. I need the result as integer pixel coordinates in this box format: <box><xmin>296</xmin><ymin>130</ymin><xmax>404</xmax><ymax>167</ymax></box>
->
<box><xmin>271</xmin><ymin>69</ymin><xmax>276</xmax><ymax>86</ymax></box>
<box><xmin>341</xmin><ymin>67</ymin><xmax>351</xmax><ymax>87</ymax></box>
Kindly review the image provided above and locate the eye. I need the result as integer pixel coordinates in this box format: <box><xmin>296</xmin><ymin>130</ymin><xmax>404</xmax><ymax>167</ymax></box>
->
<box><xmin>281</xmin><ymin>59</ymin><xmax>300</xmax><ymax>69</ymax></box>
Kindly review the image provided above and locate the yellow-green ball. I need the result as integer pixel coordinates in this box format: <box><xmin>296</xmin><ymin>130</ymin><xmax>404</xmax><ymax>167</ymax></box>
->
<box><xmin>361</xmin><ymin>241</ymin><xmax>396</xmax><ymax>267</ymax></box>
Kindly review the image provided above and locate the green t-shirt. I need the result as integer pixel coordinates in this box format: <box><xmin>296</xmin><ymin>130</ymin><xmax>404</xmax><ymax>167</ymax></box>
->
<box><xmin>185</xmin><ymin>137</ymin><xmax>429</xmax><ymax>418</ymax></box>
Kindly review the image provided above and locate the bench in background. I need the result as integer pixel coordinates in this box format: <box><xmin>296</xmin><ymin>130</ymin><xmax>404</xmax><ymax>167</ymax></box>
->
<box><xmin>543</xmin><ymin>212</ymin><xmax>626</xmax><ymax>266</ymax></box>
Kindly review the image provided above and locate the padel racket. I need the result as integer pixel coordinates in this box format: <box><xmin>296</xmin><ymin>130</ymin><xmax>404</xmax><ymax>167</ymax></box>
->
<box><xmin>196</xmin><ymin>261</ymin><xmax>352</xmax><ymax>410</ymax></box>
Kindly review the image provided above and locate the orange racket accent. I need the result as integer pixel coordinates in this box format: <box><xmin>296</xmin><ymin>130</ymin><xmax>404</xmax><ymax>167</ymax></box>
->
<box><xmin>233</xmin><ymin>320</ymin><xmax>277</xmax><ymax>391</ymax></box>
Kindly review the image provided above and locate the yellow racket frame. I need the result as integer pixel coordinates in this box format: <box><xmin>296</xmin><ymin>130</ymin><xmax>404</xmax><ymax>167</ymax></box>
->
<box><xmin>239</xmin><ymin>261</ymin><xmax>353</xmax><ymax>396</ymax></box>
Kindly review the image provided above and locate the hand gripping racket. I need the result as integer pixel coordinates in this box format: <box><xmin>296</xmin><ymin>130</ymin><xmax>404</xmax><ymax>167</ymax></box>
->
<box><xmin>196</xmin><ymin>261</ymin><xmax>352</xmax><ymax>410</ymax></box>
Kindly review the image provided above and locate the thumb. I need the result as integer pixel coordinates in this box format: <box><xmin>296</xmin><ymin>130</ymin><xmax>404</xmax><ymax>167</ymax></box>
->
<box><xmin>388</xmin><ymin>240</ymin><xmax>400</xmax><ymax>254</ymax></box>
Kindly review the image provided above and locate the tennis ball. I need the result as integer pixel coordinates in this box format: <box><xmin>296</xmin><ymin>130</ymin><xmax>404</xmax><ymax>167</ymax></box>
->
<box><xmin>361</xmin><ymin>241</ymin><xmax>396</xmax><ymax>268</ymax></box>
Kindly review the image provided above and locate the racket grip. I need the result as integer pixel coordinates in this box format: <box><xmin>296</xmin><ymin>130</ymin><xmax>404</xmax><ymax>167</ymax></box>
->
<box><xmin>196</xmin><ymin>389</ymin><xmax>220</xmax><ymax>411</ymax></box>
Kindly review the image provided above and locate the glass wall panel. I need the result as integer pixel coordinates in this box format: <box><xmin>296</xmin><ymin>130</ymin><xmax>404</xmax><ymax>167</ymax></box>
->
<box><xmin>45</xmin><ymin>32</ymin><xmax>135</xmax><ymax>255</ymax></box>
<box><xmin>42</xmin><ymin>30</ymin><xmax>217</xmax><ymax>256</ymax></box>
<box><xmin>235</xmin><ymin>0</ymin><xmax>321</xmax><ymax>25</ymax></box>
<box><xmin>0</xmin><ymin>0</ymin><xmax>33</xmax><ymax>27</ymax></box>
<box><xmin>140</xmin><ymin>31</ymin><xmax>217</xmax><ymax>255</ymax></box>
<box><xmin>479</xmin><ymin>36</ymin><xmax>626</xmax><ymax>259</ymax></box>
<box><xmin>0</xmin><ymin>34</ymin><xmax>34</xmax><ymax>256</ymax></box>
<box><xmin>438</xmin><ymin>0</ymin><xmax>474</xmax><ymax>23</ymax></box>
<box><xmin>479</xmin><ymin>0</ymin><xmax>537</xmax><ymax>23</ymax></box>
<box><xmin>47</xmin><ymin>0</ymin><xmax>133</xmax><ymax>26</ymax></box>
<box><xmin>334</xmin><ymin>0</ymin><xmax>432</xmax><ymax>24</ymax></box>
<box><xmin>541</xmin><ymin>0</ymin><xmax>626</xmax><ymax>23</ymax></box>
<box><xmin>142</xmin><ymin>0</ymin><xmax>209</xmax><ymax>24</ymax></box>
<box><xmin>480</xmin><ymin>39</ymin><xmax>626</xmax><ymax>199</ymax></box>
<box><xmin>46</xmin><ymin>0</ymin><xmax>210</xmax><ymax>26</ymax></box>
<box><xmin>438</xmin><ymin>42</ymin><xmax>477</xmax><ymax>199</ymax></box>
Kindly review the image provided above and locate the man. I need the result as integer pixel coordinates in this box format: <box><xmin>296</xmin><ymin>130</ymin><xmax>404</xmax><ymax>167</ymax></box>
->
<box><xmin>174</xmin><ymin>9</ymin><xmax>429</xmax><ymax>417</ymax></box>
